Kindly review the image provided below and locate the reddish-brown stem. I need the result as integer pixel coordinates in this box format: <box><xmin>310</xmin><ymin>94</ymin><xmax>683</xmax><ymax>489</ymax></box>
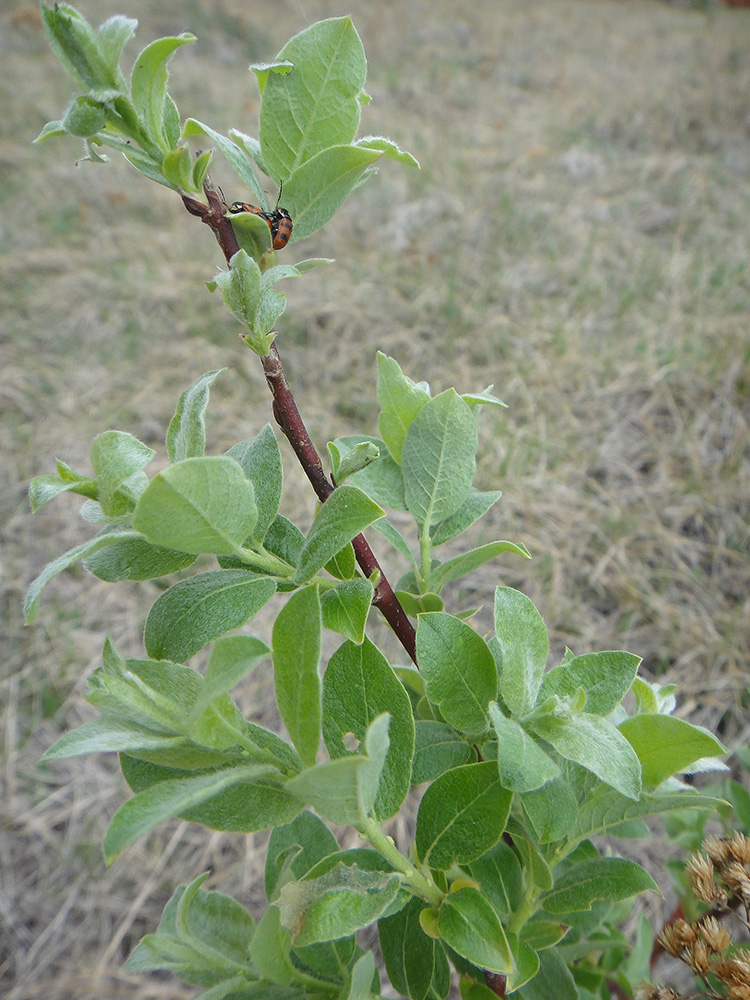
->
<box><xmin>483</xmin><ymin>972</ymin><xmax>506</xmax><ymax>997</ymax></box>
<box><xmin>183</xmin><ymin>181</ymin><xmax>418</xmax><ymax>666</ymax></box>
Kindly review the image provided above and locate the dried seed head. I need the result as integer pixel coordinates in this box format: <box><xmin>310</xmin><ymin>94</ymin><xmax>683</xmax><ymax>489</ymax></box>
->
<box><xmin>634</xmin><ymin>986</ymin><xmax>680</xmax><ymax>1000</ymax></box>
<box><xmin>704</xmin><ymin>834</ymin><xmax>732</xmax><ymax>867</ymax></box>
<box><xmin>715</xmin><ymin>954</ymin><xmax>750</xmax><ymax>991</ymax></box>
<box><xmin>697</xmin><ymin>914</ymin><xmax>732</xmax><ymax>954</ymax></box>
<box><xmin>723</xmin><ymin>860</ymin><xmax>750</xmax><ymax>901</ymax></box>
<box><xmin>658</xmin><ymin>918</ymin><xmax>697</xmax><ymax>957</ymax></box>
<box><xmin>725</xmin><ymin>831</ymin><xmax>750</xmax><ymax>866</ymax></box>
<box><xmin>686</xmin><ymin>852</ymin><xmax>721</xmax><ymax>904</ymax></box>
<box><xmin>685</xmin><ymin>936</ymin><xmax>712</xmax><ymax>974</ymax></box>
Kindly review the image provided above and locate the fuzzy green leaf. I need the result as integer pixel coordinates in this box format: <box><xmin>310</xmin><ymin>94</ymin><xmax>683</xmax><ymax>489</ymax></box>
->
<box><xmin>144</xmin><ymin>569</ymin><xmax>275</xmax><ymax>662</ymax></box>
<box><xmin>132</xmin><ymin>456</ymin><xmax>257</xmax><ymax>555</ymax></box>
<box><xmin>166</xmin><ymin>369</ymin><xmax>226</xmax><ymax>463</ymax></box>
<box><xmin>494</xmin><ymin>587</ymin><xmax>550</xmax><ymax>719</ymax></box>
<box><xmin>272</xmin><ymin>586</ymin><xmax>322</xmax><ymax>766</ymax></box>
<box><xmin>619</xmin><ymin>714</ymin><xmax>726</xmax><ymax>787</ymax></box>
<box><xmin>295</xmin><ymin>485</ymin><xmax>384</xmax><ymax>583</ymax></box>
<box><xmin>437</xmin><ymin>887</ymin><xmax>513</xmax><ymax>974</ymax></box>
<box><xmin>542</xmin><ymin>857</ymin><xmax>658</xmax><ymax>914</ymax></box>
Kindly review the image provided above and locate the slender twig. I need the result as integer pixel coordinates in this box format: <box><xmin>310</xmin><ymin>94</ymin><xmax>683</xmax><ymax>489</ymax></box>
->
<box><xmin>182</xmin><ymin>181</ymin><xmax>418</xmax><ymax>665</ymax></box>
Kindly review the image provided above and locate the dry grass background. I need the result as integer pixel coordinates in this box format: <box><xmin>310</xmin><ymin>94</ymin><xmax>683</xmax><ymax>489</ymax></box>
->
<box><xmin>1</xmin><ymin>0</ymin><xmax>749</xmax><ymax>996</ymax></box>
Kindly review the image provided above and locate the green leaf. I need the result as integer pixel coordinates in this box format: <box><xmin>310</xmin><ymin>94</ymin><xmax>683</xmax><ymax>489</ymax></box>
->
<box><xmin>28</xmin><ymin>461</ymin><xmax>98</xmax><ymax>511</ymax></box>
<box><xmin>144</xmin><ymin>569</ymin><xmax>275</xmax><ymax>662</ymax></box>
<box><xmin>166</xmin><ymin>369</ymin><xmax>226</xmax><ymax>463</ymax></box>
<box><xmin>286</xmin><ymin>714</ymin><xmax>390</xmax><ymax>826</ymax></box>
<box><xmin>130</xmin><ymin>34</ymin><xmax>194</xmax><ymax>152</ymax></box>
<box><xmin>324</xmin><ymin>543</ymin><xmax>356</xmax><ymax>580</ymax></box>
<box><xmin>249</xmin><ymin>907</ymin><xmax>294</xmax><ymax>985</ymax></box>
<box><xmin>531</xmin><ymin>712</ymin><xmax>642</xmax><ymax>800</ymax></box>
<box><xmin>347</xmin><ymin>952</ymin><xmax>379</xmax><ymax>1000</ymax></box>
<box><xmin>322</xmin><ymin>638</ymin><xmax>414</xmax><ymax>819</ymax></box>
<box><xmin>62</xmin><ymin>94</ymin><xmax>107</xmax><ymax>137</ymax></box>
<box><xmin>571</xmin><ymin>787</ymin><xmax>727</xmax><ymax>844</ymax></box>
<box><xmin>469</xmin><ymin>841</ymin><xmax>524</xmax><ymax>919</ymax></box>
<box><xmin>24</xmin><ymin>527</ymin><xmax>142</xmax><ymax>622</ymax></box>
<box><xmin>378</xmin><ymin>896</ymin><xmax>449</xmax><ymax>1000</ymax></box>
<box><xmin>272</xmin><ymin>586</ymin><xmax>322</xmax><ymax>766</ymax></box>
<box><xmin>489</xmin><ymin>704</ymin><xmax>560</xmax><ymax>792</ymax></box>
<box><xmin>538</xmin><ymin>651</ymin><xmax>641</xmax><ymax>717</ymax></box>
<box><xmin>132</xmin><ymin>456</ymin><xmax>257</xmax><ymax>555</ymax></box>
<box><xmin>41</xmin><ymin>716</ymin><xmax>188</xmax><ymax>761</ymax></box>
<box><xmin>295</xmin><ymin>485</ymin><xmax>384</xmax><ymax>583</ymax></box>
<box><xmin>619</xmin><ymin>714</ymin><xmax>726</xmax><ymax>787</ymax></box>
<box><xmin>520</xmin><ymin>777</ymin><xmax>579</xmax><ymax>843</ymax></box>
<box><xmin>119</xmin><ymin>754</ymin><xmax>302</xmax><ymax>836</ymax></box>
<box><xmin>183</xmin><ymin>119</ymin><xmax>267</xmax><ymax>205</ymax></box>
<box><xmin>281</xmin><ymin>144</ymin><xmax>382</xmax><ymax>243</ymax></box>
<box><xmin>334</xmin><ymin>435</ymin><xmax>408</xmax><ymax>510</ymax></box>
<box><xmin>412</xmin><ymin>721</ymin><xmax>474</xmax><ymax>784</ymax></box>
<box><xmin>437</xmin><ymin>887</ymin><xmax>513</xmax><ymax>975</ymax></box>
<box><xmin>226</xmin><ymin>425</ymin><xmax>283</xmax><ymax>543</ymax></box>
<box><xmin>355</xmin><ymin>135</ymin><xmax>420</xmax><ymax>167</ymax></box>
<box><xmin>542</xmin><ymin>857</ymin><xmax>658</xmax><ymax>914</ymax></box>
<box><xmin>89</xmin><ymin>430</ymin><xmax>154</xmax><ymax>515</ymax></box>
<box><xmin>259</xmin><ymin>17</ymin><xmax>367</xmax><ymax>180</ymax></box>
<box><xmin>494</xmin><ymin>587</ymin><xmax>550</xmax><ymax>719</ymax></box>
<box><xmin>125</xmin><ymin>876</ymin><xmax>254</xmax><ymax>985</ymax></box>
<box><xmin>41</xmin><ymin>3</ymin><xmax>124</xmax><ymax>91</ymax></box>
<box><xmin>504</xmin><ymin>933</ymin><xmax>540</xmax><ymax>993</ymax></box>
<box><xmin>430</xmin><ymin>540</ymin><xmax>531</xmax><ymax>592</ymax></box>
<box><xmin>377</xmin><ymin>353</ymin><xmax>431</xmax><ymax>465</ymax></box>
<box><xmin>104</xmin><ymin>764</ymin><xmax>288</xmax><ymax>861</ymax></box>
<box><xmin>265</xmin><ymin>810</ymin><xmax>339</xmax><ymax>901</ymax></box>
<box><xmin>320</xmin><ymin>578</ymin><xmax>374</xmax><ymax>644</ymax></box>
<box><xmin>276</xmin><ymin>862</ymin><xmax>401</xmax><ymax>948</ymax></box>
<box><xmin>519</xmin><ymin>920</ymin><xmax>570</xmax><ymax>952</ymax></box>
<box><xmin>415</xmin><ymin>613</ymin><xmax>496</xmax><ymax>734</ymax></box>
<box><xmin>515</xmin><ymin>948</ymin><xmax>576</xmax><ymax>1000</ymax></box>
<box><xmin>415</xmin><ymin>762</ymin><xmax>512</xmax><ymax>870</ymax></box>
<box><xmin>83</xmin><ymin>533</ymin><xmax>195</xmax><ymax>581</ymax></box>
<box><xmin>328</xmin><ymin>440</ymin><xmax>380</xmax><ymax>483</ymax></box>
<box><xmin>197</xmin><ymin>636</ymin><xmax>271</xmax><ymax>706</ymax></box>
<box><xmin>430</xmin><ymin>490</ymin><xmax>503</xmax><ymax>546</ymax></box>
<box><xmin>402</xmin><ymin>390</ymin><xmax>478</xmax><ymax>527</ymax></box>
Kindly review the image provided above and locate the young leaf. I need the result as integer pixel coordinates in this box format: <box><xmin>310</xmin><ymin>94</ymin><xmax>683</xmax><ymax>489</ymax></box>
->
<box><xmin>130</xmin><ymin>35</ymin><xmax>194</xmax><ymax>152</ymax></box>
<box><xmin>469</xmin><ymin>841</ymin><xmax>524</xmax><ymax>919</ymax></box>
<box><xmin>125</xmin><ymin>877</ymin><xmax>254</xmax><ymax>985</ymax></box>
<box><xmin>322</xmin><ymin>638</ymin><xmax>414</xmax><ymax>819</ymax></box>
<box><xmin>144</xmin><ymin>569</ymin><xmax>275</xmax><ymax>662</ymax></box>
<box><xmin>225</xmin><ymin>425</ymin><xmax>283</xmax><ymax>544</ymax></box>
<box><xmin>538</xmin><ymin>651</ymin><xmax>641</xmax><ymax>718</ymax></box>
<box><xmin>272</xmin><ymin>585</ymin><xmax>322</xmax><ymax>766</ymax></box>
<box><xmin>378</xmin><ymin>896</ymin><xmax>449</xmax><ymax>1000</ymax></box>
<box><xmin>41</xmin><ymin>716</ymin><xmax>189</xmax><ymax>761</ymax></box>
<box><xmin>89</xmin><ymin>430</ymin><xmax>155</xmax><ymax>515</ymax></box>
<box><xmin>430</xmin><ymin>540</ymin><xmax>531</xmax><ymax>592</ymax></box>
<box><xmin>541</xmin><ymin>857</ymin><xmax>658</xmax><ymax>914</ymax></box>
<box><xmin>280</xmin><ymin>144</ymin><xmax>382</xmax><ymax>242</ymax></box>
<box><xmin>166</xmin><ymin>369</ymin><xmax>226</xmax><ymax>464</ymax></box>
<box><xmin>494</xmin><ymin>587</ymin><xmax>550</xmax><ymax>719</ymax></box>
<box><xmin>286</xmin><ymin>714</ymin><xmax>390</xmax><ymax>826</ymax></box>
<box><xmin>320</xmin><ymin>578</ymin><xmax>374</xmax><ymax>644</ymax></box>
<box><xmin>324</xmin><ymin>543</ymin><xmax>356</xmax><ymax>580</ymax></box>
<box><xmin>429</xmin><ymin>489</ymin><xmax>503</xmax><ymax>546</ymax></box>
<box><xmin>402</xmin><ymin>390</ymin><xmax>478</xmax><ymax>528</ymax></box>
<box><xmin>516</xmin><ymin>948</ymin><xmax>577</xmax><ymax>1000</ymax></box>
<box><xmin>197</xmin><ymin>635</ymin><xmax>271</xmax><ymax>705</ymax></box>
<box><xmin>276</xmin><ymin>862</ymin><xmax>401</xmax><ymax>948</ymax></box>
<box><xmin>489</xmin><ymin>704</ymin><xmax>560</xmax><ymax>793</ymax></box>
<box><xmin>248</xmin><ymin>906</ymin><xmax>294</xmax><ymax>985</ymax></box>
<box><xmin>619</xmin><ymin>714</ymin><xmax>726</xmax><ymax>787</ymax></box>
<box><xmin>530</xmin><ymin>712</ymin><xmax>642</xmax><ymax>800</ymax></box>
<box><xmin>377</xmin><ymin>353</ymin><xmax>431</xmax><ymax>465</ymax></box>
<box><xmin>504</xmin><ymin>933</ymin><xmax>540</xmax><ymax>994</ymax></box>
<box><xmin>182</xmin><ymin>119</ymin><xmax>267</xmax><ymax>205</ymax></box>
<box><xmin>259</xmin><ymin>17</ymin><xmax>368</xmax><ymax>180</ymax></box>
<box><xmin>415</xmin><ymin>613</ymin><xmax>496</xmax><ymax>735</ymax></box>
<box><xmin>412</xmin><ymin>721</ymin><xmax>474</xmax><ymax>785</ymax></box>
<box><xmin>520</xmin><ymin>777</ymin><xmax>579</xmax><ymax>843</ymax></box>
<box><xmin>265</xmin><ymin>809</ymin><xmax>339</xmax><ymax>901</ymax></box>
<box><xmin>355</xmin><ymin>135</ymin><xmax>420</xmax><ymax>167</ymax></box>
<box><xmin>437</xmin><ymin>887</ymin><xmax>513</xmax><ymax>974</ymax></box>
<box><xmin>41</xmin><ymin>3</ymin><xmax>124</xmax><ymax>91</ymax></box>
<box><xmin>294</xmin><ymin>485</ymin><xmax>384</xmax><ymax>583</ymax></box>
<box><xmin>415</xmin><ymin>762</ymin><xmax>512</xmax><ymax>870</ymax></box>
<box><xmin>24</xmin><ymin>528</ymin><xmax>143</xmax><ymax>622</ymax></box>
<box><xmin>104</xmin><ymin>764</ymin><xmax>289</xmax><ymax>861</ymax></box>
<box><xmin>83</xmin><ymin>534</ymin><xmax>195</xmax><ymax>582</ymax></box>
<box><xmin>132</xmin><ymin>456</ymin><xmax>257</xmax><ymax>555</ymax></box>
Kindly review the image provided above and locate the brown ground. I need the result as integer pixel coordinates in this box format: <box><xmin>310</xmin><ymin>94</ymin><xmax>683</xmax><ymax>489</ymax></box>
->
<box><xmin>2</xmin><ymin>0</ymin><xmax>749</xmax><ymax>997</ymax></box>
